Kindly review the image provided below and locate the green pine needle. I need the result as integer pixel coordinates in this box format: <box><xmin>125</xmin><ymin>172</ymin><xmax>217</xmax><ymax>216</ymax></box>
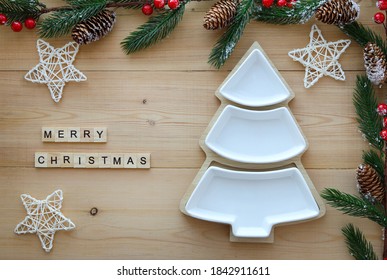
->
<box><xmin>342</xmin><ymin>223</ymin><xmax>378</xmax><ymax>260</ymax></box>
<box><xmin>208</xmin><ymin>0</ymin><xmax>255</xmax><ymax>69</ymax></box>
<box><xmin>0</xmin><ymin>0</ymin><xmax>40</xmax><ymax>23</ymax></box>
<box><xmin>353</xmin><ymin>75</ymin><xmax>384</xmax><ymax>151</ymax></box>
<box><xmin>108</xmin><ymin>0</ymin><xmax>143</xmax><ymax>9</ymax></box>
<box><xmin>340</xmin><ymin>21</ymin><xmax>387</xmax><ymax>55</ymax></box>
<box><xmin>38</xmin><ymin>2</ymin><xmax>107</xmax><ymax>38</ymax></box>
<box><xmin>363</xmin><ymin>149</ymin><xmax>384</xmax><ymax>180</ymax></box>
<box><xmin>121</xmin><ymin>6</ymin><xmax>185</xmax><ymax>54</ymax></box>
<box><xmin>321</xmin><ymin>188</ymin><xmax>387</xmax><ymax>227</ymax></box>
<box><xmin>253</xmin><ymin>0</ymin><xmax>328</xmax><ymax>25</ymax></box>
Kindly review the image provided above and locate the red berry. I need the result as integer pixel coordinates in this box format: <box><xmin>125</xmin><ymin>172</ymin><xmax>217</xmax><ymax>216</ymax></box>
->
<box><xmin>24</xmin><ymin>18</ymin><xmax>36</xmax><ymax>29</ymax></box>
<box><xmin>154</xmin><ymin>0</ymin><xmax>165</xmax><ymax>9</ymax></box>
<box><xmin>168</xmin><ymin>0</ymin><xmax>179</xmax><ymax>9</ymax></box>
<box><xmin>0</xmin><ymin>13</ymin><xmax>7</xmax><ymax>25</ymax></box>
<box><xmin>142</xmin><ymin>4</ymin><xmax>154</xmax><ymax>15</ymax></box>
<box><xmin>277</xmin><ymin>0</ymin><xmax>287</xmax><ymax>7</ymax></box>
<box><xmin>11</xmin><ymin>21</ymin><xmax>23</xmax><ymax>32</ymax></box>
<box><xmin>262</xmin><ymin>0</ymin><xmax>274</xmax><ymax>8</ymax></box>
<box><xmin>378</xmin><ymin>0</ymin><xmax>387</xmax><ymax>10</ymax></box>
<box><xmin>377</xmin><ymin>103</ymin><xmax>387</xmax><ymax>116</ymax></box>
<box><xmin>374</xmin><ymin>12</ymin><xmax>386</xmax><ymax>24</ymax></box>
<box><xmin>380</xmin><ymin>129</ymin><xmax>387</xmax><ymax>141</ymax></box>
<box><xmin>383</xmin><ymin>117</ymin><xmax>387</xmax><ymax>128</ymax></box>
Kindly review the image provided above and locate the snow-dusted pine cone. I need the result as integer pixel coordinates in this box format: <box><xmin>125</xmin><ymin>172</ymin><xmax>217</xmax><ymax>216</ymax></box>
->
<box><xmin>356</xmin><ymin>164</ymin><xmax>384</xmax><ymax>203</ymax></box>
<box><xmin>363</xmin><ymin>42</ymin><xmax>387</xmax><ymax>86</ymax></box>
<box><xmin>72</xmin><ymin>10</ymin><xmax>116</xmax><ymax>45</ymax></box>
<box><xmin>315</xmin><ymin>0</ymin><xmax>359</xmax><ymax>26</ymax></box>
<box><xmin>203</xmin><ymin>0</ymin><xmax>238</xmax><ymax>30</ymax></box>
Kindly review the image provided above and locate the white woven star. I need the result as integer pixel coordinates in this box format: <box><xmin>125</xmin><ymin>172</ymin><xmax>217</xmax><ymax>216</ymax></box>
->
<box><xmin>288</xmin><ymin>24</ymin><xmax>351</xmax><ymax>88</ymax></box>
<box><xmin>25</xmin><ymin>39</ymin><xmax>87</xmax><ymax>102</ymax></box>
<box><xmin>14</xmin><ymin>190</ymin><xmax>75</xmax><ymax>252</ymax></box>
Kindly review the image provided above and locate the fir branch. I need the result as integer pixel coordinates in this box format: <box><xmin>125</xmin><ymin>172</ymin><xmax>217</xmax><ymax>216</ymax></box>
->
<box><xmin>38</xmin><ymin>1</ymin><xmax>107</xmax><ymax>38</ymax></box>
<box><xmin>321</xmin><ymin>188</ymin><xmax>387</xmax><ymax>227</ymax></box>
<box><xmin>353</xmin><ymin>75</ymin><xmax>384</xmax><ymax>151</ymax></box>
<box><xmin>253</xmin><ymin>0</ymin><xmax>328</xmax><ymax>25</ymax></box>
<box><xmin>208</xmin><ymin>0</ymin><xmax>255</xmax><ymax>69</ymax></box>
<box><xmin>363</xmin><ymin>149</ymin><xmax>385</xmax><ymax>180</ymax></box>
<box><xmin>340</xmin><ymin>21</ymin><xmax>387</xmax><ymax>55</ymax></box>
<box><xmin>0</xmin><ymin>0</ymin><xmax>41</xmax><ymax>22</ymax></box>
<box><xmin>108</xmin><ymin>0</ymin><xmax>145</xmax><ymax>9</ymax></box>
<box><xmin>342</xmin><ymin>223</ymin><xmax>379</xmax><ymax>260</ymax></box>
<box><xmin>121</xmin><ymin>5</ymin><xmax>185</xmax><ymax>54</ymax></box>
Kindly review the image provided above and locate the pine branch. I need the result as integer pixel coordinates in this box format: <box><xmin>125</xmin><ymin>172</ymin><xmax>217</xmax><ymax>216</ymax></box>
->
<box><xmin>108</xmin><ymin>0</ymin><xmax>144</xmax><ymax>9</ymax></box>
<box><xmin>340</xmin><ymin>21</ymin><xmax>387</xmax><ymax>55</ymax></box>
<box><xmin>38</xmin><ymin>1</ymin><xmax>107</xmax><ymax>38</ymax></box>
<box><xmin>363</xmin><ymin>149</ymin><xmax>385</xmax><ymax>180</ymax></box>
<box><xmin>208</xmin><ymin>0</ymin><xmax>255</xmax><ymax>69</ymax></box>
<box><xmin>342</xmin><ymin>223</ymin><xmax>379</xmax><ymax>260</ymax></box>
<box><xmin>321</xmin><ymin>188</ymin><xmax>387</xmax><ymax>227</ymax></box>
<box><xmin>0</xmin><ymin>0</ymin><xmax>41</xmax><ymax>22</ymax></box>
<box><xmin>353</xmin><ymin>75</ymin><xmax>384</xmax><ymax>151</ymax></box>
<box><xmin>121</xmin><ymin>5</ymin><xmax>185</xmax><ymax>54</ymax></box>
<box><xmin>253</xmin><ymin>0</ymin><xmax>328</xmax><ymax>25</ymax></box>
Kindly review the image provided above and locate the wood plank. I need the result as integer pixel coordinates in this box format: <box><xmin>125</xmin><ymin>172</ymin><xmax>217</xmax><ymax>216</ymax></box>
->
<box><xmin>0</xmin><ymin>71</ymin><xmax>372</xmax><ymax>169</ymax></box>
<box><xmin>0</xmin><ymin>168</ymin><xmax>381</xmax><ymax>259</ymax></box>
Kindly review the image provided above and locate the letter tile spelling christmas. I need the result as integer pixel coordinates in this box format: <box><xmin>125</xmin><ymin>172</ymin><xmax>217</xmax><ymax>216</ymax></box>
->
<box><xmin>25</xmin><ymin>39</ymin><xmax>87</xmax><ymax>103</ymax></box>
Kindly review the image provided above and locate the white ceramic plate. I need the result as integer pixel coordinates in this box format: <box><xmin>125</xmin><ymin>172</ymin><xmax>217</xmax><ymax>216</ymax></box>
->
<box><xmin>219</xmin><ymin>49</ymin><xmax>291</xmax><ymax>107</ymax></box>
<box><xmin>205</xmin><ymin>105</ymin><xmax>307</xmax><ymax>164</ymax></box>
<box><xmin>185</xmin><ymin>166</ymin><xmax>320</xmax><ymax>238</ymax></box>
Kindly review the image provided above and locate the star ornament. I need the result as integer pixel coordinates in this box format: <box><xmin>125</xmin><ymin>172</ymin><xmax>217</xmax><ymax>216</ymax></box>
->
<box><xmin>14</xmin><ymin>190</ymin><xmax>75</xmax><ymax>252</ymax></box>
<box><xmin>288</xmin><ymin>24</ymin><xmax>351</xmax><ymax>88</ymax></box>
<box><xmin>25</xmin><ymin>39</ymin><xmax>87</xmax><ymax>103</ymax></box>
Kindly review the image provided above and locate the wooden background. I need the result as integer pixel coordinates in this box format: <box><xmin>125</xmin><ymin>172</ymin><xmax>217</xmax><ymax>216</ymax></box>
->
<box><xmin>0</xmin><ymin>0</ymin><xmax>384</xmax><ymax>259</ymax></box>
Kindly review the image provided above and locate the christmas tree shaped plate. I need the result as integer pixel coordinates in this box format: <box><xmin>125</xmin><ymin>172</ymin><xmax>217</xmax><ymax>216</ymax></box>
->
<box><xmin>219</xmin><ymin>48</ymin><xmax>291</xmax><ymax>107</ymax></box>
<box><xmin>185</xmin><ymin>166</ymin><xmax>320</xmax><ymax>238</ymax></box>
<box><xmin>180</xmin><ymin>41</ymin><xmax>325</xmax><ymax>243</ymax></box>
<box><xmin>205</xmin><ymin>105</ymin><xmax>307</xmax><ymax>164</ymax></box>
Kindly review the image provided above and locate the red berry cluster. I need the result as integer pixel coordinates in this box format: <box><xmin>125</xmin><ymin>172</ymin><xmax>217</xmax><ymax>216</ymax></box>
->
<box><xmin>377</xmin><ymin>103</ymin><xmax>387</xmax><ymax>140</ymax></box>
<box><xmin>142</xmin><ymin>0</ymin><xmax>180</xmax><ymax>16</ymax></box>
<box><xmin>262</xmin><ymin>0</ymin><xmax>296</xmax><ymax>8</ymax></box>
<box><xmin>374</xmin><ymin>1</ymin><xmax>387</xmax><ymax>24</ymax></box>
<box><xmin>0</xmin><ymin>14</ymin><xmax>36</xmax><ymax>32</ymax></box>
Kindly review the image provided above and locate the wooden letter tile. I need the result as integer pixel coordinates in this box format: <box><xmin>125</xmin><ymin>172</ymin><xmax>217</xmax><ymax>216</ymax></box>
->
<box><xmin>99</xmin><ymin>153</ymin><xmax>111</xmax><ymax>168</ymax></box>
<box><xmin>74</xmin><ymin>154</ymin><xmax>87</xmax><ymax>168</ymax></box>
<box><xmin>60</xmin><ymin>153</ymin><xmax>74</xmax><ymax>168</ymax></box>
<box><xmin>124</xmin><ymin>154</ymin><xmax>137</xmax><ymax>169</ymax></box>
<box><xmin>85</xmin><ymin>153</ymin><xmax>99</xmax><ymax>168</ymax></box>
<box><xmin>55</xmin><ymin>128</ymin><xmax>68</xmax><ymax>142</ymax></box>
<box><xmin>68</xmin><ymin>128</ymin><xmax>81</xmax><ymax>142</ymax></box>
<box><xmin>81</xmin><ymin>128</ymin><xmax>94</xmax><ymax>142</ymax></box>
<box><xmin>47</xmin><ymin>153</ymin><xmax>61</xmax><ymax>168</ymax></box>
<box><xmin>111</xmin><ymin>154</ymin><xmax>124</xmax><ymax>168</ymax></box>
<box><xmin>94</xmin><ymin>127</ymin><xmax>107</xmax><ymax>143</ymax></box>
<box><xmin>137</xmin><ymin>153</ymin><xmax>151</xmax><ymax>169</ymax></box>
<box><xmin>41</xmin><ymin>128</ymin><xmax>55</xmax><ymax>142</ymax></box>
<box><xmin>35</xmin><ymin>152</ymin><xmax>48</xmax><ymax>168</ymax></box>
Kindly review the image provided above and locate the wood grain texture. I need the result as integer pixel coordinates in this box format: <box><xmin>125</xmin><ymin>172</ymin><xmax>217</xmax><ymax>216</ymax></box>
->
<box><xmin>0</xmin><ymin>0</ymin><xmax>384</xmax><ymax>259</ymax></box>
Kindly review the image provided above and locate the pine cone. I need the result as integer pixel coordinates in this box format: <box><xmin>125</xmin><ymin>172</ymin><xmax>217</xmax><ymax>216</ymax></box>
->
<box><xmin>315</xmin><ymin>0</ymin><xmax>359</xmax><ymax>26</ymax></box>
<box><xmin>356</xmin><ymin>164</ymin><xmax>385</xmax><ymax>203</ymax></box>
<box><xmin>203</xmin><ymin>0</ymin><xmax>238</xmax><ymax>30</ymax></box>
<box><xmin>363</xmin><ymin>42</ymin><xmax>387</xmax><ymax>86</ymax></box>
<box><xmin>72</xmin><ymin>10</ymin><xmax>116</xmax><ymax>45</ymax></box>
